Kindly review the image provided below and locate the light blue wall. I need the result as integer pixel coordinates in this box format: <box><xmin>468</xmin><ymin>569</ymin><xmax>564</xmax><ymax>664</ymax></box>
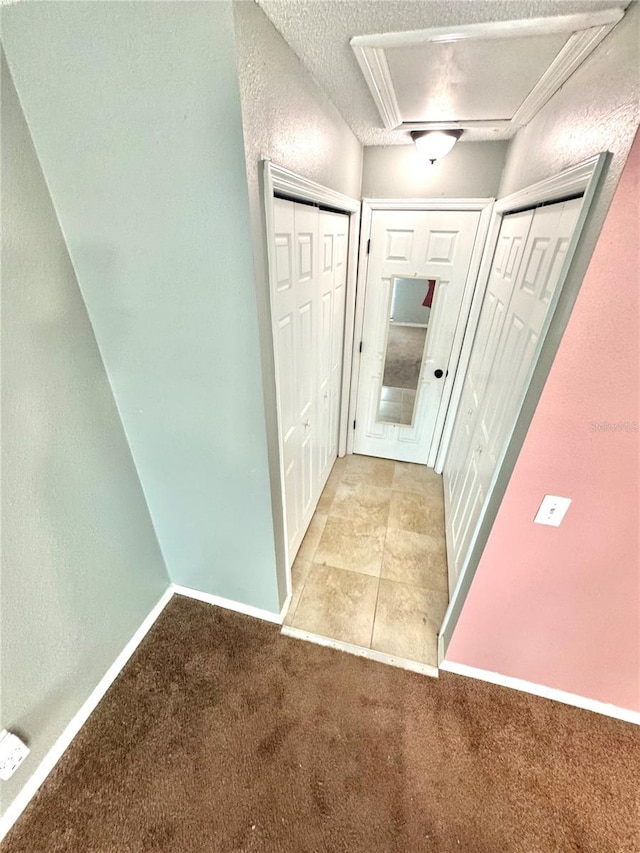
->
<box><xmin>2</xmin><ymin>1</ymin><xmax>280</xmax><ymax>611</ymax></box>
<box><xmin>0</xmin><ymin>52</ymin><xmax>169</xmax><ymax>819</ymax></box>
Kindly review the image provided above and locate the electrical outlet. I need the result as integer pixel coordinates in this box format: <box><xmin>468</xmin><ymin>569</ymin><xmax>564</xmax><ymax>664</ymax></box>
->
<box><xmin>0</xmin><ymin>730</ymin><xmax>30</xmax><ymax>781</ymax></box>
<box><xmin>534</xmin><ymin>495</ymin><xmax>572</xmax><ymax>527</ymax></box>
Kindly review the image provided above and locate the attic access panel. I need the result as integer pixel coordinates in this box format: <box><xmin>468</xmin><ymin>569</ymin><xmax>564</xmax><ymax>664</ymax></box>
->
<box><xmin>386</xmin><ymin>33</ymin><xmax>568</xmax><ymax>123</ymax></box>
<box><xmin>351</xmin><ymin>8</ymin><xmax>625</xmax><ymax>136</ymax></box>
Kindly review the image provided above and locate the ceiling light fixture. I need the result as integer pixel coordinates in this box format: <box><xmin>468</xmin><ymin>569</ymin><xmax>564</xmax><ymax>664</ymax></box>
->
<box><xmin>411</xmin><ymin>129</ymin><xmax>463</xmax><ymax>164</ymax></box>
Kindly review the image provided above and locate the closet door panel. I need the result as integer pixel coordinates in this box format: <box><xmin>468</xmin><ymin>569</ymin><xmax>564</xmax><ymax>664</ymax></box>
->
<box><xmin>293</xmin><ymin>202</ymin><xmax>319</xmax><ymax>537</ymax></box>
<box><xmin>272</xmin><ymin>198</ymin><xmax>303</xmax><ymax>555</ymax></box>
<box><xmin>444</xmin><ymin>197</ymin><xmax>582</xmax><ymax>592</ymax></box>
<box><xmin>317</xmin><ymin>210</ymin><xmax>349</xmax><ymax>491</ymax></box>
<box><xmin>271</xmin><ymin>200</ymin><xmax>349</xmax><ymax>567</ymax></box>
<box><xmin>444</xmin><ymin>209</ymin><xmax>533</xmax><ymax>587</ymax></box>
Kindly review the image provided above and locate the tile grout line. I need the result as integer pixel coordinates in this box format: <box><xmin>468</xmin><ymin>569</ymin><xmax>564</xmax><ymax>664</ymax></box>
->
<box><xmin>369</xmin><ymin>468</ymin><xmax>395</xmax><ymax>650</ymax></box>
<box><xmin>368</xmin><ymin>559</ymin><xmax>387</xmax><ymax>650</ymax></box>
<box><xmin>290</xmin><ymin>456</ymin><xmax>445</xmax><ymax>660</ymax></box>
<box><xmin>289</xmin><ymin>511</ymin><xmax>327</xmax><ymax>625</ymax></box>
<box><xmin>368</xmin><ymin>572</ymin><xmax>382</xmax><ymax>651</ymax></box>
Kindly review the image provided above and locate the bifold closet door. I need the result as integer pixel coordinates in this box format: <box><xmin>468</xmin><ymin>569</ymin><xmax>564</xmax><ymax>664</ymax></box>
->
<box><xmin>444</xmin><ymin>209</ymin><xmax>534</xmax><ymax>589</ymax></box>
<box><xmin>272</xmin><ymin>198</ymin><xmax>319</xmax><ymax>562</ymax></box>
<box><xmin>317</xmin><ymin>210</ymin><xmax>349</xmax><ymax>492</ymax></box>
<box><xmin>272</xmin><ymin>199</ymin><xmax>349</xmax><ymax>565</ymax></box>
<box><xmin>444</xmin><ymin>197</ymin><xmax>583</xmax><ymax>590</ymax></box>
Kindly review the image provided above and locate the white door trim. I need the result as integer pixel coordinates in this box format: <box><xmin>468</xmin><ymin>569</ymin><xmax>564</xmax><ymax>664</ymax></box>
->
<box><xmin>264</xmin><ymin>163</ymin><xmax>361</xmax><ymax>214</ymax></box>
<box><xmin>347</xmin><ymin>197</ymin><xmax>494</xmax><ymax>464</ymax></box>
<box><xmin>262</xmin><ymin>161</ymin><xmax>361</xmax><ymax>597</ymax></box>
<box><xmin>362</xmin><ymin>197</ymin><xmax>495</xmax><ymax>211</ymax></box>
<box><xmin>438</xmin><ymin>152</ymin><xmax>609</xmax><ymax>662</ymax></box>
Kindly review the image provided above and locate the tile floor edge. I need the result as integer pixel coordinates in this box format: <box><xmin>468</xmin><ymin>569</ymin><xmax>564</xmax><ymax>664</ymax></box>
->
<box><xmin>281</xmin><ymin>625</ymin><xmax>439</xmax><ymax>678</ymax></box>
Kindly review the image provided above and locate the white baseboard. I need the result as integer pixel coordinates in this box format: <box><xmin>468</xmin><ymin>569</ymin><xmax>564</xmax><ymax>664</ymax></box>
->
<box><xmin>440</xmin><ymin>659</ymin><xmax>640</xmax><ymax>725</ymax></box>
<box><xmin>281</xmin><ymin>625</ymin><xmax>439</xmax><ymax>678</ymax></box>
<box><xmin>1</xmin><ymin>582</ymin><xmax>289</xmax><ymax>841</ymax></box>
<box><xmin>0</xmin><ymin>586</ymin><xmax>175</xmax><ymax>843</ymax></box>
<box><xmin>171</xmin><ymin>584</ymin><xmax>283</xmax><ymax>625</ymax></box>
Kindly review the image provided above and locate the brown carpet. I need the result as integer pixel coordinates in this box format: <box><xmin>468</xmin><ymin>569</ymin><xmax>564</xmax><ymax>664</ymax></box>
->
<box><xmin>4</xmin><ymin>596</ymin><xmax>639</xmax><ymax>853</ymax></box>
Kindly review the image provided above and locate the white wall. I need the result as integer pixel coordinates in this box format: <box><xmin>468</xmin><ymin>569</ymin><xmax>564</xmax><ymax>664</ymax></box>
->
<box><xmin>362</xmin><ymin>142</ymin><xmax>507</xmax><ymax>198</ymax></box>
<box><xmin>1</xmin><ymin>53</ymin><xmax>169</xmax><ymax>820</ymax></box>
<box><xmin>233</xmin><ymin>0</ymin><xmax>363</xmax><ymax>602</ymax></box>
<box><xmin>2</xmin><ymin>1</ymin><xmax>281</xmax><ymax>612</ymax></box>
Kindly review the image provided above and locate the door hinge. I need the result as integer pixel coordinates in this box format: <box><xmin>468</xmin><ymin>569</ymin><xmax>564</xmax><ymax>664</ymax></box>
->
<box><xmin>366</xmin><ymin>238</ymin><xmax>371</xmax><ymax>255</ymax></box>
<box><xmin>359</xmin><ymin>341</ymin><xmax>363</xmax><ymax>353</ymax></box>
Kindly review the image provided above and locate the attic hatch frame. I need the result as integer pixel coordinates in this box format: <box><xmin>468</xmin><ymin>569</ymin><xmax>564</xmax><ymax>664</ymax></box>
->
<box><xmin>262</xmin><ymin>160</ymin><xmax>361</xmax><ymax>607</ymax></box>
<box><xmin>350</xmin><ymin>8</ymin><xmax>625</xmax><ymax>136</ymax></box>
<box><xmin>438</xmin><ymin>152</ymin><xmax>610</xmax><ymax>665</ymax></box>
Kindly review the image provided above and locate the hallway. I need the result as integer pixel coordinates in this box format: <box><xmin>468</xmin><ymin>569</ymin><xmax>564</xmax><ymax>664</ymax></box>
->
<box><xmin>283</xmin><ymin>454</ymin><xmax>448</xmax><ymax>673</ymax></box>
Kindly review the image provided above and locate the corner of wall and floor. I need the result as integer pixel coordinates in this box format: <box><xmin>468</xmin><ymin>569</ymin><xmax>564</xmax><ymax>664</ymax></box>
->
<box><xmin>0</xmin><ymin>46</ymin><xmax>171</xmax><ymax>837</ymax></box>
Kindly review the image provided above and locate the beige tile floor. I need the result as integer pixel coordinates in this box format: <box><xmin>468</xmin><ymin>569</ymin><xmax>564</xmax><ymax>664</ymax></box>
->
<box><xmin>283</xmin><ymin>454</ymin><xmax>449</xmax><ymax>668</ymax></box>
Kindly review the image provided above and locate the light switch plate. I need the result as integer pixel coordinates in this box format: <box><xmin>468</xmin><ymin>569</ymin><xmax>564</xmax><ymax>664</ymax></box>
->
<box><xmin>534</xmin><ymin>495</ymin><xmax>572</xmax><ymax>527</ymax></box>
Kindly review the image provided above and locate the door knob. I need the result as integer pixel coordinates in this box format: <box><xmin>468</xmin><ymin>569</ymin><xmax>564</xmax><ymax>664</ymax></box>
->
<box><xmin>434</xmin><ymin>369</ymin><xmax>444</xmax><ymax>379</ymax></box>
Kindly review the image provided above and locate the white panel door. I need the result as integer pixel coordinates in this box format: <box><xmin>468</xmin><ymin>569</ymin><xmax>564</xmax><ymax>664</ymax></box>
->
<box><xmin>272</xmin><ymin>198</ymin><xmax>319</xmax><ymax>561</ymax></box>
<box><xmin>317</xmin><ymin>210</ymin><xmax>349</xmax><ymax>493</ymax></box>
<box><xmin>444</xmin><ymin>197</ymin><xmax>583</xmax><ymax>589</ymax></box>
<box><xmin>445</xmin><ymin>209</ymin><xmax>534</xmax><ymax>585</ymax></box>
<box><xmin>354</xmin><ymin>209</ymin><xmax>481</xmax><ymax>463</ymax></box>
<box><xmin>272</xmin><ymin>199</ymin><xmax>348</xmax><ymax>565</ymax></box>
<box><xmin>295</xmin><ymin>201</ymin><xmax>318</xmax><ymax>539</ymax></box>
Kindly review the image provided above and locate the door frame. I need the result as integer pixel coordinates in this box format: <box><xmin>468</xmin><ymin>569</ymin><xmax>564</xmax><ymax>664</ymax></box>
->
<box><xmin>262</xmin><ymin>161</ymin><xmax>361</xmax><ymax>599</ymax></box>
<box><xmin>438</xmin><ymin>152</ymin><xmax>609</xmax><ymax>663</ymax></box>
<box><xmin>348</xmin><ymin>198</ymin><xmax>495</xmax><ymax>466</ymax></box>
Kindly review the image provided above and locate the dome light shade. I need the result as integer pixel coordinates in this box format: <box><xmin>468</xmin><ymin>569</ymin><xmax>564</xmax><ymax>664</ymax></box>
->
<box><xmin>411</xmin><ymin>129</ymin><xmax>463</xmax><ymax>163</ymax></box>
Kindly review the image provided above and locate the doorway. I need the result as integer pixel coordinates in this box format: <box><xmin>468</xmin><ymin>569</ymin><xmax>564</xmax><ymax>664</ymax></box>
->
<box><xmin>275</xmin><ymin>198</ymin><xmax>492</xmax><ymax>673</ymax></box>
<box><xmin>353</xmin><ymin>206</ymin><xmax>487</xmax><ymax>463</ymax></box>
<box><xmin>348</xmin><ymin>199</ymin><xmax>494</xmax><ymax>469</ymax></box>
<box><xmin>265</xmin><ymin>158</ymin><xmax>607</xmax><ymax>676</ymax></box>
<box><xmin>263</xmin><ymin>161</ymin><xmax>361</xmax><ymax>586</ymax></box>
<box><xmin>270</xmin><ymin>197</ymin><xmax>351</xmax><ymax>562</ymax></box>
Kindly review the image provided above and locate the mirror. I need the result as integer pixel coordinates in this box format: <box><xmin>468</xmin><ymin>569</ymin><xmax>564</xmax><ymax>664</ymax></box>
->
<box><xmin>376</xmin><ymin>276</ymin><xmax>437</xmax><ymax>426</ymax></box>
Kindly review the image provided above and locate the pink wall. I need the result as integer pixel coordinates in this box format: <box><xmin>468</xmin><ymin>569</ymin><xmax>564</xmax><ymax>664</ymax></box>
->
<box><xmin>447</xmin><ymin>131</ymin><xmax>640</xmax><ymax>712</ymax></box>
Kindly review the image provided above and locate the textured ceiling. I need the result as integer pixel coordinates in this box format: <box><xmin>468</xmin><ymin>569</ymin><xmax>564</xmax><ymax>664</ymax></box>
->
<box><xmin>257</xmin><ymin>0</ymin><xmax>629</xmax><ymax>145</ymax></box>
